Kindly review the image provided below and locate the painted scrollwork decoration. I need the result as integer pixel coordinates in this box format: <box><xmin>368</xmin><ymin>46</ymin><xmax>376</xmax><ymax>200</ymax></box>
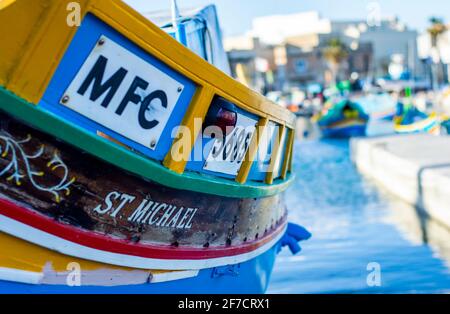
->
<box><xmin>0</xmin><ymin>131</ymin><xmax>75</xmax><ymax>203</ymax></box>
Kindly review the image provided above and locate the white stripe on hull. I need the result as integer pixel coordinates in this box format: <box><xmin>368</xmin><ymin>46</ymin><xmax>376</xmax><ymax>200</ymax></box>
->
<box><xmin>0</xmin><ymin>214</ymin><xmax>285</xmax><ymax>270</ymax></box>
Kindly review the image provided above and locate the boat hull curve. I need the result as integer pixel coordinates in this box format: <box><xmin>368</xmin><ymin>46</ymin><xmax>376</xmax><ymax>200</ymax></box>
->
<box><xmin>0</xmin><ymin>110</ymin><xmax>287</xmax><ymax>270</ymax></box>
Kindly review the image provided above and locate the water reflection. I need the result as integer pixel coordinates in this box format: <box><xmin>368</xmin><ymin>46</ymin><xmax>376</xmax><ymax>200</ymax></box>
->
<box><xmin>268</xmin><ymin>136</ymin><xmax>450</xmax><ymax>294</ymax></box>
<box><xmin>386</xmin><ymin>196</ymin><xmax>450</xmax><ymax>268</ymax></box>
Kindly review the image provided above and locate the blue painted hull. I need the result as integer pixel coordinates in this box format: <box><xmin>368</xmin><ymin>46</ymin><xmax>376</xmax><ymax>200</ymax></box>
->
<box><xmin>321</xmin><ymin>125</ymin><xmax>367</xmax><ymax>138</ymax></box>
<box><xmin>395</xmin><ymin>119</ymin><xmax>440</xmax><ymax>134</ymax></box>
<box><xmin>0</xmin><ymin>243</ymin><xmax>280</xmax><ymax>294</ymax></box>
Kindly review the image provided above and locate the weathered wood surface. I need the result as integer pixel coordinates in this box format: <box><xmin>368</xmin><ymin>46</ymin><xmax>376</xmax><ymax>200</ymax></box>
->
<box><xmin>0</xmin><ymin>110</ymin><xmax>286</xmax><ymax>249</ymax></box>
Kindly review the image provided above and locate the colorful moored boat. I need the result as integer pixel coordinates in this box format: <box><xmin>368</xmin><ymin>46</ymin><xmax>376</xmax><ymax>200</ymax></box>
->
<box><xmin>0</xmin><ymin>0</ymin><xmax>309</xmax><ymax>293</ymax></box>
<box><xmin>394</xmin><ymin>113</ymin><xmax>441</xmax><ymax>135</ymax></box>
<box><xmin>315</xmin><ymin>99</ymin><xmax>369</xmax><ymax>138</ymax></box>
<box><xmin>393</xmin><ymin>88</ymin><xmax>442</xmax><ymax>135</ymax></box>
<box><xmin>442</xmin><ymin>118</ymin><xmax>450</xmax><ymax>134</ymax></box>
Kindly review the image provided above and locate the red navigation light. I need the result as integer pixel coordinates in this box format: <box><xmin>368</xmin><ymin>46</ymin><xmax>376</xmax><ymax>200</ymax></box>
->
<box><xmin>204</xmin><ymin>97</ymin><xmax>238</xmax><ymax>137</ymax></box>
<box><xmin>215</xmin><ymin>108</ymin><xmax>237</xmax><ymax>135</ymax></box>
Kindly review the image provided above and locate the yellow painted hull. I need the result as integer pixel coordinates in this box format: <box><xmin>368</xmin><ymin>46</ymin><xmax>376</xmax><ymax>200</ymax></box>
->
<box><xmin>394</xmin><ymin>114</ymin><xmax>441</xmax><ymax>135</ymax></box>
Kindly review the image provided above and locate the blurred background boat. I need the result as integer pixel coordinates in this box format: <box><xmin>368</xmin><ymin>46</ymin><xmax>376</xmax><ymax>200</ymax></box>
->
<box><xmin>394</xmin><ymin>112</ymin><xmax>441</xmax><ymax>134</ymax></box>
<box><xmin>315</xmin><ymin>99</ymin><xmax>369</xmax><ymax>138</ymax></box>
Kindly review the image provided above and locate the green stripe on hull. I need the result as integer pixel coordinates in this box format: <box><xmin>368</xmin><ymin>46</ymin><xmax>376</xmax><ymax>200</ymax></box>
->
<box><xmin>0</xmin><ymin>87</ymin><xmax>293</xmax><ymax>198</ymax></box>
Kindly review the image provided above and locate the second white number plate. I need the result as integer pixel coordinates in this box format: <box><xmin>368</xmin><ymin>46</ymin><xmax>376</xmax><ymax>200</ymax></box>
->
<box><xmin>204</xmin><ymin>114</ymin><xmax>257</xmax><ymax>176</ymax></box>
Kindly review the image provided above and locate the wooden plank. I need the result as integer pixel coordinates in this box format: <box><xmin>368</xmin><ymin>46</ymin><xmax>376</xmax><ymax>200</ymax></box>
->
<box><xmin>281</xmin><ymin>128</ymin><xmax>294</xmax><ymax>180</ymax></box>
<box><xmin>5</xmin><ymin>0</ymin><xmax>91</xmax><ymax>103</ymax></box>
<box><xmin>236</xmin><ymin>118</ymin><xmax>269</xmax><ymax>184</ymax></box>
<box><xmin>288</xmin><ymin>129</ymin><xmax>295</xmax><ymax>172</ymax></box>
<box><xmin>0</xmin><ymin>0</ymin><xmax>16</xmax><ymax>10</ymax></box>
<box><xmin>163</xmin><ymin>86</ymin><xmax>214</xmax><ymax>174</ymax></box>
<box><xmin>265</xmin><ymin>125</ymin><xmax>286</xmax><ymax>185</ymax></box>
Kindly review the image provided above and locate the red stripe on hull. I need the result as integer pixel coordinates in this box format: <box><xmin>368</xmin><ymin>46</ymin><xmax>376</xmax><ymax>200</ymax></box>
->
<box><xmin>0</xmin><ymin>198</ymin><xmax>286</xmax><ymax>260</ymax></box>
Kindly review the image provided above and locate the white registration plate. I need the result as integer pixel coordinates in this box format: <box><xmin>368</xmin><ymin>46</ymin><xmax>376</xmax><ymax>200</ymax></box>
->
<box><xmin>61</xmin><ymin>35</ymin><xmax>184</xmax><ymax>149</ymax></box>
<box><xmin>204</xmin><ymin>115</ymin><xmax>257</xmax><ymax>176</ymax></box>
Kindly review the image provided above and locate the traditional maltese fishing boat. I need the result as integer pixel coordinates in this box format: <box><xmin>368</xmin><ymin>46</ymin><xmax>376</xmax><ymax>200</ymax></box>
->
<box><xmin>315</xmin><ymin>99</ymin><xmax>369</xmax><ymax>138</ymax></box>
<box><xmin>0</xmin><ymin>0</ymin><xmax>309</xmax><ymax>293</ymax></box>
<box><xmin>394</xmin><ymin>113</ymin><xmax>441</xmax><ymax>135</ymax></box>
<box><xmin>393</xmin><ymin>88</ymin><xmax>442</xmax><ymax>135</ymax></box>
<box><xmin>442</xmin><ymin>118</ymin><xmax>450</xmax><ymax>134</ymax></box>
<box><xmin>393</xmin><ymin>104</ymin><xmax>442</xmax><ymax>135</ymax></box>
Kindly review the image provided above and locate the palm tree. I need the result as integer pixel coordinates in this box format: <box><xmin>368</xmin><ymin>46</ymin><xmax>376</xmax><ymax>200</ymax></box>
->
<box><xmin>427</xmin><ymin>17</ymin><xmax>447</xmax><ymax>90</ymax></box>
<box><xmin>428</xmin><ymin>17</ymin><xmax>447</xmax><ymax>47</ymax></box>
<box><xmin>322</xmin><ymin>38</ymin><xmax>349</xmax><ymax>85</ymax></box>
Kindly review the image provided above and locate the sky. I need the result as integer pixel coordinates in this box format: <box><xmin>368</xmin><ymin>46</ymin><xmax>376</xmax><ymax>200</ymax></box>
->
<box><xmin>124</xmin><ymin>0</ymin><xmax>450</xmax><ymax>37</ymax></box>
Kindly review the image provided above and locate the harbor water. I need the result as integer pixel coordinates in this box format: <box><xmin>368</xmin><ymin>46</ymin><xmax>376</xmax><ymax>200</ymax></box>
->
<box><xmin>268</xmin><ymin>119</ymin><xmax>450</xmax><ymax>294</ymax></box>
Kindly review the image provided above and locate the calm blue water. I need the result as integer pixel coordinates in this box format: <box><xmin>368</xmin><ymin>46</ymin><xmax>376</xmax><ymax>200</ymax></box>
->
<box><xmin>268</xmin><ymin>138</ymin><xmax>450</xmax><ymax>294</ymax></box>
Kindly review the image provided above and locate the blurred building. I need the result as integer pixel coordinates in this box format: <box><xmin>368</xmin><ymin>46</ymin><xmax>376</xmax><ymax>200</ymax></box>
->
<box><xmin>278</xmin><ymin>34</ymin><xmax>373</xmax><ymax>89</ymax></box>
<box><xmin>332</xmin><ymin>19</ymin><xmax>420</xmax><ymax>78</ymax></box>
<box><xmin>225</xmin><ymin>12</ymin><xmax>422</xmax><ymax>91</ymax></box>
<box><xmin>226</xmin><ymin>37</ymin><xmax>277</xmax><ymax>92</ymax></box>
<box><xmin>417</xmin><ymin>24</ymin><xmax>450</xmax><ymax>85</ymax></box>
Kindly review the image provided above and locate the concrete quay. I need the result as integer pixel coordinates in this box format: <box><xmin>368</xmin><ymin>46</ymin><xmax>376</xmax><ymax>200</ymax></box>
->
<box><xmin>351</xmin><ymin>134</ymin><xmax>450</xmax><ymax>229</ymax></box>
